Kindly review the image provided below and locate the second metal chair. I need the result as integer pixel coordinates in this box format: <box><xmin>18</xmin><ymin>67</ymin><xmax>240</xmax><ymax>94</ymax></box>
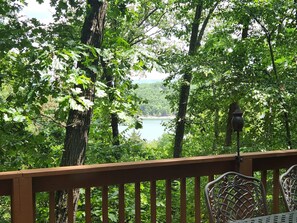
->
<box><xmin>279</xmin><ymin>164</ymin><xmax>297</xmax><ymax>211</ymax></box>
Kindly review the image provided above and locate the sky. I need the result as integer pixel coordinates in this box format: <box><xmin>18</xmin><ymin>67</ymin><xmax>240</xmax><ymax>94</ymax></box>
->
<box><xmin>20</xmin><ymin>0</ymin><xmax>54</xmax><ymax>24</ymax></box>
<box><xmin>20</xmin><ymin>0</ymin><xmax>167</xmax><ymax>81</ymax></box>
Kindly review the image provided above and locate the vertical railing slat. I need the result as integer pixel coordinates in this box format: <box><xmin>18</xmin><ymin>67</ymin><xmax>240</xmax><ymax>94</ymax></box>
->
<box><xmin>180</xmin><ymin>178</ymin><xmax>187</xmax><ymax>222</ymax></box>
<box><xmin>195</xmin><ymin>177</ymin><xmax>201</xmax><ymax>223</ymax></box>
<box><xmin>135</xmin><ymin>182</ymin><xmax>141</xmax><ymax>223</ymax></box>
<box><xmin>208</xmin><ymin>175</ymin><xmax>214</xmax><ymax>182</ymax></box>
<box><xmin>67</xmin><ymin>189</ymin><xmax>74</xmax><ymax>223</ymax></box>
<box><xmin>49</xmin><ymin>191</ymin><xmax>55</xmax><ymax>223</ymax></box>
<box><xmin>85</xmin><ymin>188</ymin><xmax>91</xmax><ymax>223</ymax></box>
<box><xmin>261</xmin><ymin>170</ymin><xmax>267</xmax><ymax>192</ymax></box>
<box><xmin>150</xmin><ymin>181</ymin><xmax>157</xmax><ymax>223</ymax></box>
<box><xmin>119</xmin><ymin>184</ymin><xmax>125</xmax><ymax>223</ymax></box>
<box><xmin>207</xmin><ymin>175</ymin><xmax>214</xmax><ymax>221</ymax></box>
<box><xmin>166</xmin><ymin>179</ymin><xmax>172</xmax><ymax>223</ymax></box>
<box><xmin>102</xmin><ymin>186</ymin><xmax>109</xmax><ymax>223</ymax></box>
<box><xmin>273</xmin><ymin>169</ymin><xmax>280</xmax><ymax>213</ymax></box>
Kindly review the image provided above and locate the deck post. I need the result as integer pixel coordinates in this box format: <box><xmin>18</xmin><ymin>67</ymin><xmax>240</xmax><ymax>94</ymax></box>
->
<box><xmin>239</xmin><ymin>157</ymin><xmax>253</xmax><ymax>176</ymax></box>
<box><xmin>12</xmin><ymin>175</ymin><xmax>34</xmax><ymax>223</ymax></box>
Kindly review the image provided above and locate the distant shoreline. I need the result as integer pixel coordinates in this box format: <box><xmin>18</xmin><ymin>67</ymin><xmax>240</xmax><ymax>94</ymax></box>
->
<box><xmin>140</xmin><ymin>116</ymin><xmax>175</xmax><ymax>120</ymax></box>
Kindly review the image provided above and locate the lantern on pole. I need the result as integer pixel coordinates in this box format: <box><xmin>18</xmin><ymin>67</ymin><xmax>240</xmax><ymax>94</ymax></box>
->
<box><xmin>231</xmin><ymin>107</ymin><xmax>244</xmax><ymax>168</ymax></box>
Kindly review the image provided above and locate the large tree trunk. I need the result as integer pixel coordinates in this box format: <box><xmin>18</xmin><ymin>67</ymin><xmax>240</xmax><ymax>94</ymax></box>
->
<box><xmin>56</xmin><ymin>1</ymin><xmax>107</xmax><ymax>222</ymax></box>
<box><xmin>61</xmin><ymin>0</ymin><xmax>107</xmax><ymax>165</ymax></box>
<box><xmin>173</xmin><ymin>0</ymin><xmax>219</xmax><ymax>158</ymax></box>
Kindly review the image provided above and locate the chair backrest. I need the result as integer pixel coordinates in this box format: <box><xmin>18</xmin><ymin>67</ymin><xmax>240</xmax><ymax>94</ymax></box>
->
<box><xmin>205</xmin><ymin>171</ymin><xmax>268</xmax><ymax>223</ymax></box>
<box><xmin>279</xmin><ymin>164</ymin><xmax>297</xmax><ymax>211</ymax></box>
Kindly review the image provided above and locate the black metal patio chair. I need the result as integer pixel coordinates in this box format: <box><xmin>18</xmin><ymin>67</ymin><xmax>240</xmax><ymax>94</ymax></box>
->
<box><xmin>279</xmin><ymin>164</ymin><xmax>297</xmax><ymax>211</ymax></box>
<box><xmin>205</xmin><ymin>171</ymin><xmax>268</xmax><ymax>223</ymax></box>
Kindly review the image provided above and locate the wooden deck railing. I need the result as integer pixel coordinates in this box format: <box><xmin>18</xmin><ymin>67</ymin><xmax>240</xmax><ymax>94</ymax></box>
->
<box><xmin>1</xmin><ymin>150</ymin><xmax>297</xmax><ymax>223</ymax></box>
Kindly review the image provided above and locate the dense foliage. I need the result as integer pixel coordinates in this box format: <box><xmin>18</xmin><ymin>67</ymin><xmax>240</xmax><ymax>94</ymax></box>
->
<box><xmin>0</xmin><ymin>0</ymin><xmax>296</xmax><ymax>166</ymax></box>
<box><xmin>0</xmin><ymin>0</ymin><xmax>296</xmax><ymax>221</ymax></box>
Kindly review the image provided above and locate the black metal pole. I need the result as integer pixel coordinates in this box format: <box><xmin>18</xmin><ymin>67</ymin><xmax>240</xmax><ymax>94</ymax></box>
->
<box><xmin>231</xmin><ymin>107</ymin><xmax>244</xmax><ymax>171</ymax></box>
<box><xmin>236</xmin><ymin>130</ymin><xmax>241</xmax><ymax>168</ymax></box>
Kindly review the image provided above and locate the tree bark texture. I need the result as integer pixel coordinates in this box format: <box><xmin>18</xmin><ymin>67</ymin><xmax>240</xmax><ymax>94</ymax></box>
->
<box><xmin>61</xmin><ymin>0</ymin><xmax>107</xmax><ymax>166</ymax></box>
<box><xmin>56</xmin><ymin>1</ymin><xmax>107</xmax><ymax>222</ymax></box>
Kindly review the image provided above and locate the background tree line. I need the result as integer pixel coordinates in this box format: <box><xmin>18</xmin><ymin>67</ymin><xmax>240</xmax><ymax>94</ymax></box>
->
<box><xmin>135</xmin><ymin>82</ymin><xmax>173</xmax><ymax>117</ymax></box>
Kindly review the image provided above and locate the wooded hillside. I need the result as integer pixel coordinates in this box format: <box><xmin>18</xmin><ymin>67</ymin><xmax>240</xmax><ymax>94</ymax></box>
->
<box><xmin>135</xmin><ymin>82</ymin><xmax>173</xmax><ymax>117</ymax></box>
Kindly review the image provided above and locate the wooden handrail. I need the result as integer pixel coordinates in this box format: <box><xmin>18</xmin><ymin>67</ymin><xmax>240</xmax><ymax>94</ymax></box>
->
<box><xmin>0</xmin><ymin>150</ymin><xmax>296</xmax><ymax>222</ymax></box>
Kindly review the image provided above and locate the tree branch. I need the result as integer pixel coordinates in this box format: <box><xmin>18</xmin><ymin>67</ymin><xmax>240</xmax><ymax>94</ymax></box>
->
<box><xmin>137</xmin><ymin>8</ymin><xmax>158</xmax><ymax>27</ymax></box>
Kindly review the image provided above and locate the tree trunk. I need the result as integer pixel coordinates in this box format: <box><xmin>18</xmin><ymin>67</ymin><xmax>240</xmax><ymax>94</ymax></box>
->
<box><xmin>266</xmin><ymin>34</ymin><xmax>292</xmax><ymax>149</ymax></box>
<box><xmin>56</xmin><ymin>1</ymin><xmax>107</xmax><ymax>222</ymax></box>
<box><xmin>173</xmin><ymin>0</ymin><xmax>219</xmax><ymax>157</ymax></box>
<box><xmin>212</xmin><ymin>86</ymin><xmax>219</xmax><ymax>150</ymax></box>
<box><xmin>173</xmin><ymin>2</ymin><xmax>202</xmax><ymax>158</ymax></box>
<box><xmin>284</xmin><ymin>111</ymin><xmax>292</xmax><ymax>149</ymax></box>
<box><xmin>101</xmin><ymin>60</ymin><xmax>120</xmax><ymax>146</ymax></box>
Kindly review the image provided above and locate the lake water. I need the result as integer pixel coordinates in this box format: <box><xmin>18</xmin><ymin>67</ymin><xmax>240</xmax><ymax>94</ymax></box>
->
<box><xmin>119</xmin><ymin>118</ymin><xmax>172</xmax><ymax>141</ymax></box>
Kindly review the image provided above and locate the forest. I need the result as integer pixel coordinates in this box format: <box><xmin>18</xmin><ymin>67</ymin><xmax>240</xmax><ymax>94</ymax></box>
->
<box><xmin>1</xmin><ymin>0</ymin><xmax>296</xmax><ymax>168</ymax></box>
<box><xmin>0</xmin><ymin>0</ymin><xmax>296</xmax><ymax>221</ymax></box>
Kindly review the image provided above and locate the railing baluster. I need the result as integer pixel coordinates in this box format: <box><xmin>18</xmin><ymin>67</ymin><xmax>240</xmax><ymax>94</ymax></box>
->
<box><xmin>273</xmin><ymin>169</ymin><xmax>280</xmax><ymax>213</ymax></box>
<box><xmin>3</xmin><ymin>150</ymin><xmax>297</xmax><ymax>222</ymax></box>
<box><xmin>119</xmin><ymin>184</ymin><xmax>125</xmax><ymax>223</ymax></box>
<box><xmin>180</xmin><ymin>178</ymin><xmax>187</xmax><ymax>222</ymax></box>
<box><xmin>207</xmin><ymin>175</ymin><xmax>214</xmax><ymax>221</ymax></box>
<box><xmin>67</xmin><ymin>189</ymin><xmax>74</xmax><ymax>223</ymax></box>
<box><xmin>102</xmin><ymin>186</ymin><xmax>109</xmax><ymax>223</ymax></box>
<box><xmin>49</xmin><ymin>191</ymin><xmax>55</xmax><ymax>223</ymax></box>
<box><xmin>195</xmin><ymin>177</ymin><xmax>201</xmax><ymax>223</ymax></box>
<box><xmin>166</xmin><ymin>179</ymin><xmax>172</xmax><ymax>223</ymax></box>
<box><xmin>85</xmin><ymin>188</ymin><xmax>91</xmax><ymax>223</ymax></box>
<box><xmin>208</xmin><ymin>175</ymin><xmax>214</xmax><ymax>182</ymax></box>
<box><xmin>150</xmin><ymin>181</ymin><xmax>157</xmax><ymax>223</ymax></box>
<box><xmin>261</xmin><ymin>170</ymin><xmax>267</xmax><ymax>192</ymax></box>
<box><xmin>135</xmin><ymin>182</ymin><xmax>141</xmax><ymax>223</ymax></box>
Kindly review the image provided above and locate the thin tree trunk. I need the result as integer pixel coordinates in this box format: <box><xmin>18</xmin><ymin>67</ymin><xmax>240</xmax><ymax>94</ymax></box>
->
<box><xmin>101</xmin><ymin>60</ymin><xmax>120</xmax><ymax>146</ymax></box>
<box><xmin>173</xmin><ymin>2</ymin><xmax>202</xmax><ymax>158</ymax></box>
<box><xmin>173</xmin><ymin>0</ymin><xmax>220</xmax><ymax>157</ymax></box>
<box><xmin>212</xmin><ymin>86</ymin><xmax>219</xmax><ymax>150</ymax></box>
<box><xmin>213</xmin><ymin>106</ymin><xmax>219</xmax><ymax>150</ymax></box>
<box><xmin>266</xmin><ymin>34</ymin><xmax>292</xmax><ymax>149</ymax></box>
<box><xmin>56</xmin><ymin>1</ymin><xmax>107</xmax><ymax>222</ymax></box>
<box><xmin>224</xmin><ymin>21</ymin><xmax>249</xmax><ymax>147</ymax></box>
